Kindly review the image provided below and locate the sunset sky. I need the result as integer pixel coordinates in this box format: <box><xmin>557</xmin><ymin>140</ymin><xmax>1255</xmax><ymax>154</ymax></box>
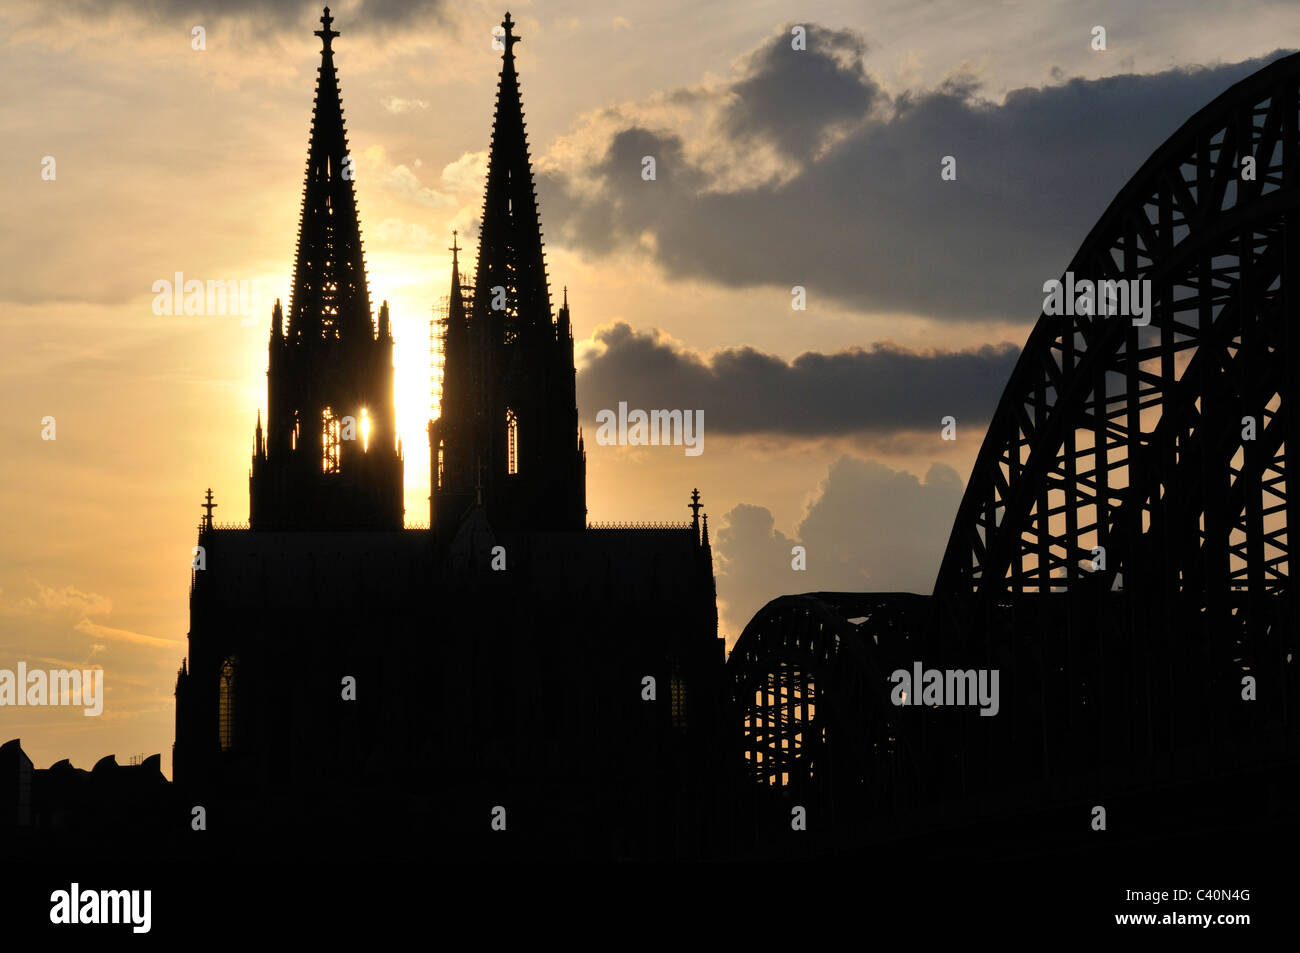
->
<box><xmin>2</xmin><ymin>0</ymin><xmax>1298</xmax><ymax>775</ymax></box>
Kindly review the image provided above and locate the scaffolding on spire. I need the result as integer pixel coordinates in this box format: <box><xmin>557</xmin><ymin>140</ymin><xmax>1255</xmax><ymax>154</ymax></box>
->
<box><xmin>431</xmin><ymin>230</ymin><xmax>474</xmax><ymax>421</ymax></box>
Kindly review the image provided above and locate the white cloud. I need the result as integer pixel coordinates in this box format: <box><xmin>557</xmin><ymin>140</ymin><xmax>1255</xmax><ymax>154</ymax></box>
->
<box><xmin>386</xmin><ymin>164</ymin><xmax>457</xmax><ymax>208</ymax></box>
<box><xmin>439</xmin><ymin>150</ymin><xmax>488</xmax><ymax>194</ymax></box>
<box><xmin>382</xmin><ymin>96</ymin><xmax>429</xmax><ymax>114</ymax></box>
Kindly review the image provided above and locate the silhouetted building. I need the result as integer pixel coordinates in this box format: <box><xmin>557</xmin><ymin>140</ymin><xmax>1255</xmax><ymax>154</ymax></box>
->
<box><xmin>430</xmin><ymin>12</ymin><xmax>586</xmax><ymax>533</ymax></box>
<box><xmin>2</xmin><ymin>739</ymin><xmax>176</xmax><ymax>856</ymax></box>
<box><xmin>171</xmin><ymin>9</ymin><xmax>723</xmax><ymax>860</ymax></box>
<box><xmin>10</xmin><ymin>8</ymin><xmax>1300</xmax><ymax>878</ymax></box>
<box><xmin>248</xmin><ymin>8</ymin><xmax>402</xmax><ymax>531</ymax></box>
<box><xmin>0</xmin><ymin>738</ymin><xmax>32</xmax><ymax>829</ymax></box>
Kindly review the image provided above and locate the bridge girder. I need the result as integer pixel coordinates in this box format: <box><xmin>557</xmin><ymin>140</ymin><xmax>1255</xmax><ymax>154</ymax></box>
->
<box><xmin>727</xmin><ymin>54</ymin><xmax>1300</xmax><ymax>812</ymax></box>
<box><xmin>935</xmin><ymin>54</ymin><xmax>1300</xmax><ymax>623</ymax></box>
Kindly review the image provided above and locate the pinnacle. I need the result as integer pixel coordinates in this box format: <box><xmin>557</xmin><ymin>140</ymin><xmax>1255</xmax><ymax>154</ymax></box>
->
<box><xmin>287</xmin><ymin>9</ymin><xmax>372</xmax><ymax>341</ymax></box>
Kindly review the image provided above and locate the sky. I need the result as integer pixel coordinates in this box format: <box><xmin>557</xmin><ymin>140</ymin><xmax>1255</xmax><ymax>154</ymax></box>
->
<box><xmin>2</xmin><ymin>0</ymin><xmax>1298</xmax><ymax>775</ymax></box>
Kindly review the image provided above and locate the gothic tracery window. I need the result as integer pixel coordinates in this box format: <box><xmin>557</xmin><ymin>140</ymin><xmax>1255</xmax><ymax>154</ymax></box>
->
<box><xmin>322</xmin><ymin>406</ymin><xmax>341</xmax><ymax>473</ymax></box>
<box><xmin>506</xmin><ymin>408</ymin><xmax>519</xmax><ymax>475</ymax></box>
<box><xmin>218</xmin><ymin>657</ymin><xmax>237</xmax><ymax>751</ymax></box>
<box><xmin>670</xmin><ymin>668</ymin><xmax>688</xmax><ymax>729</ymax></box>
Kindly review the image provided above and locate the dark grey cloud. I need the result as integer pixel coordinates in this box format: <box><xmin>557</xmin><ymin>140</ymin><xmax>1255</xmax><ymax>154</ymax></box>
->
<box><xmin>576</xmin><ymin>321</ymin><xmax>1019</xmax><ymax>437</ymax></box>
<box><xmin>59</xmin><ymin>0</ymin><xmax>445</xmax><ymax>32</ymax></box>
<box><xmin>714</xmin><ymin>458</ymin><xmax>963</xmax><ymax>636</ymax></box>
<box><xmin>539</xmin><ymin>28</ymin><xmax>1292</xmax><ymax>320</ymax></box>
<box><xmin>724</xmin><ymin>26</ymin><xmax>880</xmax><ymax>159</ymax></box>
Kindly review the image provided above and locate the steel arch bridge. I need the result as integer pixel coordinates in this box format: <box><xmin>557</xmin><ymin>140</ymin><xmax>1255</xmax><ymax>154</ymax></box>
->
<box><xmin>729</xmin><ymin>594</ymin><xmax>929</xmax><ymax>808</ymax></box>
<box><xmin>729</xmin><ymin>51</ymin><xmax>1300</xmax><ymax>824</ymax></box>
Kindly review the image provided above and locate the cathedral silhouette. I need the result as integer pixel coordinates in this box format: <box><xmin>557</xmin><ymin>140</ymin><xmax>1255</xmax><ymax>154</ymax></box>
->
<box><xmin>168</xmin><ymin>9</ymin><xmax>725</xmax><ymax>860</ymax></box>
<box><xmin>8</xmin><ymin>5</ymin><xmax>1300</xmax><ymax>936</ymax></box>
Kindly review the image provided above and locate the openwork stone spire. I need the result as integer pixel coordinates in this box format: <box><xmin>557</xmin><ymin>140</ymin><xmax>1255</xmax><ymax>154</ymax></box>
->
<box><xmin>251</xmin><ymin>7</ymin><xmax>402</xmax><ymax>532</ymax></box>
<box><xmin>475</xmin><ymin>11</ymin><xmax>552</xmax><ymax>336</ymax></box>
<box><xmin>289</xmin><ymin>5</ymin><xmax>373</xmax><ymax>343</ymax></box>
<box><xmin>429</xmin><ymin>11</ymin><xmax>586</xmax><ymax>534</ymax></box>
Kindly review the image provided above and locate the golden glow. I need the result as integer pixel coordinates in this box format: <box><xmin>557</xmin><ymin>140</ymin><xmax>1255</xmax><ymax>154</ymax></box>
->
<box><xmin>322</xmin><ymin>407</ymin><xmax>340</xmax><ymax>473</ymax></box>
<box><xmin>359</xmin><ymin>407</ymin><xmax>371</xmax><ymax>452</ymax></box>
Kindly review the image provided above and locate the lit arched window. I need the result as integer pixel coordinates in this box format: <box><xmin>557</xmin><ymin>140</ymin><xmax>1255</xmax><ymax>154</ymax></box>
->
<box><xmin>322</xmin><ymin>407</ymin><xmax>341</xmax><ymax>473</ymax></box>
<box><xmin>218</xmin><ymin>657</ymin><xmax>237</xmax><ymax>751</ymax></box>
<box><xmin>436</xmin><ymin>441</ymin><xmax>445</xmax><ymax>489</ymax></box>
<box><xmin>506</xmin><ymin>409</ymin><xmax>519</xmax><ymax>475</ymax></box>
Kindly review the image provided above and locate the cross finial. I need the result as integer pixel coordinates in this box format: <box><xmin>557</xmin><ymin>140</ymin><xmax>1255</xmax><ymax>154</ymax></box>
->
<box><xmin>689</xmin><ymin>487</ymin><xmax>703</xmax><ymax>529</ymax></box>
<box><xmin>502</xmin><ymin>12</ymin><xmax>520</xmax><ymax>56</ymax></box>
<box><xmin>450</xmin><ymin>229</ymin><xmax>459</xmax><ymax>260</ymax></box>
<box><xmin>315</xmin><ymin>6</ymin><xmax>339</xmax><ymax>53</ymax></box>
<box><xmin>202</xmin><ymin>488</ymin><xmax>218</xmax><ymax>528</ymax></box>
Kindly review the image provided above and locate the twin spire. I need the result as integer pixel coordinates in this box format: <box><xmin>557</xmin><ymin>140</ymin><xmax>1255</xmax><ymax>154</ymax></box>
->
<box><xmin>288</xmin><ymin>6</ymin><xmax>372</xmax><ymax>343</ymax></box>
<box><xmin>279</xmin><ymin>9</ymin><xmax>587</xmax><ymax>533</ymax></box>
<box><xmin>289</xmin><ymin>8</ymin><xmax>548</xmax><ymax>344</ymax></box>
<box><xmin>474</xmin><ymin>10</ymin><xmax>553</xmax><ymax>332</ymax></box>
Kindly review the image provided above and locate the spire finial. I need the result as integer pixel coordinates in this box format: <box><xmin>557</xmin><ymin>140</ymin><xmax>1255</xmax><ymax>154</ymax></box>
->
<box><xmin>502</xmin><ymin>12</ymin><xmax>520</xmax><ymax>57</ymax></box>
<box><xmin>202</xmin><ymin>488</ymin><xmax>218</xmax><ymax>529</ymax></box>
<box><xmin>563</xmin><ymin>285</ymin><xmax>568</xmax><ymax>308</ymax></box>
<box><xmin>689</xmin><ymin>487</ymin><xmax>702</xmax><ymax>531</ymax></box>
<box><xmin>315</xmin><ymin>6</ymin><xmax>339</xmax><ymax>54</ymax></box>
<box><xmin>450</xmin><ymin>230</ymin><xmax>460</xmax><ymax>263</ymax></box>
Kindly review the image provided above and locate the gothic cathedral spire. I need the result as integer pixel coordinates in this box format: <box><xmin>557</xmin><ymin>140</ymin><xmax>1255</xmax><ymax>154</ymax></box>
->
<box><xmin>290</xmin><ymin>5</ymin><xmax>372</xmax><ymax>343</ymax></box>
<box><xmin>474</xmin><ymin>12</ymin><xmax>551</xmax><ymax>335</ymax></box>
<box><xmin>430</xmin><ymin>11</ymin><xmax>586</xmax><ymax>534</ymax></box>
<box><xmin>250</xmin><ymin>7</ymin><xmax>403</xmax><ymax>531</ymax></box>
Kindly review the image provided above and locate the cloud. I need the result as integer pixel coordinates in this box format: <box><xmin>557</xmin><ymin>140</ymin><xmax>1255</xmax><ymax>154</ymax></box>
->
<box><xmin>19</xmin><ymin>583</ymin><xmax>112</xmax><ymax>617</ymax></box>
<box><xmin>576</xmin><ymin>321</ymin><xmax>1019</xmax><ymax>438</ymax></box>
<box><xmin>714</xmin><ymin>458</ymin><xmax>963</xmax><ymax>641</ymax></box>
<box><xmin>361</xmin><ymin>146</ymin><xmax>485</xmax><ymax>214</ymax></box>
<box><xmin>49</xmin><ymin>0</ymin><xmax>448</xmax><ymax>32</ymax></box>
<box><xmin>371</xmin><ymin>217</ymin><xmax>438</xmax><ymax>248</ymax></box>
<box><xmin>0</xmin><ymin>577</ymin><xmax>176</xmax><ymax>704</ymax></box>
<box><xmin>385</xmin><ymin>163</ymin><xmax>457</xmax><ymax>208</ymax></box>
<box><xmin>723</xmin><ymin>26</ymin><xmax>880</xmax><ymax>160</ymax></box>
<box><xmin>539</xmin><ymin>25</ymin><xmax>1293</xmax><ymax>320</ymax></box>
<box><xmin>713</xmin><ymin>504</ymin><xmax>799</xmax><ymax>641</ymax></box>
<box><xmin>382</xmin><ymin>96</ymin><xmax>429</xmax><ymax>114</ymax></box>
<box><xmin>439</xmin><ymin>150</ymin><xmax>489</xmax><ymax>194</ymax></box>
<box><xmin>73</xmin><ymin>619</ymin><xmax>180</xmax><ymax>649</ymax></box>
